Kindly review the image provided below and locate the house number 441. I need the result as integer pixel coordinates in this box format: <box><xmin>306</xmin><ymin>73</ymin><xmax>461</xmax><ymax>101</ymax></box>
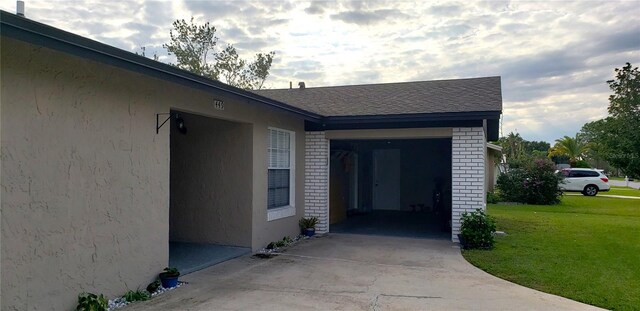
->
<box><xmin>214</xmin><ymin>99</ymin><xmax>224</xmax><ymax>110</ymax></box>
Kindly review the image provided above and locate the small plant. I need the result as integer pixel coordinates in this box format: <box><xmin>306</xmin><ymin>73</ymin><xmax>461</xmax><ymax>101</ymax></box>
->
<box><xmin>271</xmin><ymin>236</ymin><xmax>294</xmax><ymax>248</ymax></box>
<box><xmin>146</xmin><ymin>280</ymin><xmax>161</xmax><ymax>293</ymax></box>
<box><xmin>76</xmin><ymin>292</ymin><xmax>108</xmax><ymax>311</ymax></box>
<box><xmin>459</xmin><ymin>209</ymin><xmax>497</xmax><ymax>250</ymax></box>
<box><xmin>299</xmin><ymin>217</ymin><xmax>318</xmax><ymax>229</ymax></box>
<box><xmin>486</xmin><ymin>191</ymin><xmax>501</xmax><ymax>204</ymax></box>
<box><xmin>123</xmin><ymin>288</ymin><xmax>151</xmax><ymax>302</ymax></box>
<box><xmin>162</xmin><ymin>267</ymin><xmax>180</xmax><ymax>277</ymax></box>
<box><xmin>159</xmin><ymin>267</ymin><xmax>180</xmax><ymax>288</ymax></box>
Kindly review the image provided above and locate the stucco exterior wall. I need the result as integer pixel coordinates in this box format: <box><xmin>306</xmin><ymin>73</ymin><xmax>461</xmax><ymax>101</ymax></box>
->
<box><xmin>1</xmin><ymin>38</ymin><xmax>169</xmax><ymax>310</ymax></box>
<box><xmin>250</xmin><ymin>117</ymin><xmax>306</xmax><ymax>250</ymax></box>
<box><xmin>1</xmin><ymin>37</ymin><xmax>305</xmax><ymax>310</ymax></box>
<box><xmin>169</xmin><ymin>112</ymin><xmax>253</xmax><ymax>247</ymax></box>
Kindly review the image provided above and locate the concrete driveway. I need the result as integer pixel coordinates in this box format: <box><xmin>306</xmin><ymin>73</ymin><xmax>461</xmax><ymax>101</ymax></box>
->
<box><xmin>127</xmin><ymin>234</ymin><xmax>601</xmax><ymax>310</ymax></box>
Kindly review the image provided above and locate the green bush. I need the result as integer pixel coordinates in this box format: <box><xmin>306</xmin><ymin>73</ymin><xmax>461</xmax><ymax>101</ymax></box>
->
<box><xmin>123</xmin><ymin>289</ymin><xmax>150</xmax><ymax>302</ymax></box>
<box><xmin>298</xmin><ymin>217</ymin><xmax>318</xmax><ymax>229</ymax></box>
<box><xmin>497</xmin><ymin>158</ymin><xmax>563</xmax><ymax>205</ymax></box>
<box><xmin>486</xmin><ymin>191</ymin><xmax>501</xmax><ymax>204</ymax></box>
<box><xmin>574</xmin><ymin>160</ymin><xmax>590</xmax><ymax>168</ymax></box>
<box><xmin>76</xmin><ymin>292</ymin><xmax>108</xmax><ymax>311</ymax></box>
<box><xmin>460</xmin><ymin>209</ymin><xmax>496</xmax><ymax>249</ymax></box>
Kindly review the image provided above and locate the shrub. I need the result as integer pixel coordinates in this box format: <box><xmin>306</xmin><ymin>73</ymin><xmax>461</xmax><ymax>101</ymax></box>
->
<box><xmin>76</xmin><ymin>292</ymin><xmax>108</xmax><ymax>311</ymax></box>
<box><xmin>123</xmin><ymin>289</ymin><xmax>150</xmax><ymax>303</ymax></box>
<box><xmin>299</xmin><ymin>217</ymin><xmax>318</xmax><ymax>229</ymax></box>
<box><xmin>460</xmin><ymin>209</ymin><xmax>496</xmax><ymax>249</ymax></box>
<box><xmin>486</xmin><ymin>191</ymin><xmax>501</xmax><ymax>204</ymax></box>
<box><xmin>574</xmin><ymin>160</ymin><xmax>590</xmax><ymax>168</ymax></box>
<box><xmin>497</xmin><ymin>158</ymin><xmax>563</xmax><ymax>205</ymax></box>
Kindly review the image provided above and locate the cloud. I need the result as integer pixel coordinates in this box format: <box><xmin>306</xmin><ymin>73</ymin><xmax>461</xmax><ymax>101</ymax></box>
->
<box><xmin>428</xmin><ymin>4</ymin><xmax>463</xmax><ymax>16</ymax></box>
<box><xmin>2</xmin><ymin>0</ymin><xmax>638</xmax><ymax>143</ymax></box>
<box><xmin>330</xmin><ymin>9</ymin><xmax>407</xmax><ymax>25</ymax></box>
<box><xmin>304</xmin><ymin>1</ymin><xmax>333</xmax><ymax>15</ymax></box>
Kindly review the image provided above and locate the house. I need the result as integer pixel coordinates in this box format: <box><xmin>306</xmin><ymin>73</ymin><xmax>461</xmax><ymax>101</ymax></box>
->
<box><xmin>486</xmin><ymin>143</ymin><xmax>504</xmax><ymax>192</ymax></box>
<box><xmin>0</xmin><ymin>11</ymin><xmax>502</xmax><ymax>310</ymax></box>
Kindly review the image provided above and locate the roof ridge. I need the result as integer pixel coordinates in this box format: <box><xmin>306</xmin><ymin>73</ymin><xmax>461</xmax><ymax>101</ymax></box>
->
<box><xmin>258</xmin><ymin>76</ymin><xmax>501</xmax><ymax>91</ymax></box>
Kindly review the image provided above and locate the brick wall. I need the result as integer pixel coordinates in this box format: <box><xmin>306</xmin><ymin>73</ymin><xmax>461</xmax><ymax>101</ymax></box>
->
<box><xmin>451</xmin><ymin>127</ymin><xmax>486</xmax><ymax>242</ymax></box>
<box><xmin>304</xmin><ymin>131</ymin><xmax>329</xmax><ymax>233</ymax></box>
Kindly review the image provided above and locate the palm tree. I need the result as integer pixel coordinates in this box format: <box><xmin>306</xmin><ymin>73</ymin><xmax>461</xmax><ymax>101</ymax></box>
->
<box><xmin>548</xmin><ymin>135</ymin><xmax>589</xmax><ymax>167</ymax></box>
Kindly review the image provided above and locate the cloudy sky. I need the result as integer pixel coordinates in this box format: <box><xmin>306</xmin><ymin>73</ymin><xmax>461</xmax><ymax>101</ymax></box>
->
<box><xmin>2</xmin><ymin>1</ymin><xmax>638</xmax><ymax>143</ymax></box>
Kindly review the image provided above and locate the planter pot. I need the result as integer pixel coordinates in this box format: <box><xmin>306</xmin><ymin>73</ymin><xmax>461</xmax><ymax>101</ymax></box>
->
<box><xmin>303</xmin><ymin>228</ymin><xmax>315</xmax><ymax>237</ymax></box>
<box><xmin>159</xmin><ymin>273</ymin><xmax>179</xmax><ymax>288</ymax></box>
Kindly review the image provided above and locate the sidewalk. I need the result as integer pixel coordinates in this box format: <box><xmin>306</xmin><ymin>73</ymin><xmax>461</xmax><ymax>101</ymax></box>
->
<box><xmin>609</xmin><ymin>179</ymin><xmax>640</xmax><ymax>189</ymax></box>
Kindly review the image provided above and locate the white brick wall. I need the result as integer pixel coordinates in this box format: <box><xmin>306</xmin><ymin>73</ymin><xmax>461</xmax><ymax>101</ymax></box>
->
<box><xmin>451</xmin><ymin>127</ymin><xmax>486</xmax><ymax>242</ymax></box>
<box><xmin>304</xmin><ymin>131</ymin><xmax>329</xmax><ymax>233</ymax></box>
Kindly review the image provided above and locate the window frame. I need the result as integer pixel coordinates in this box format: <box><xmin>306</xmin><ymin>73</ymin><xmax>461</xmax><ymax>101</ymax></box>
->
<box><xmin>267</xmin><ymin>127</ymin><xmax>296</xmax><ymax>221</ymax></box>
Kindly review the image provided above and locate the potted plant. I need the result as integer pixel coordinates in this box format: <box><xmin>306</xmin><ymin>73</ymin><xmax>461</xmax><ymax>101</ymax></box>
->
<box><xmin>159</xmin><ymin>267</ymin><xmax>180</xmax><ymax>288</ymax></box>
<box><xmin>299</xmin><ymin>217</ymin><xmax>318</xmax><ymax>237</ymax></box>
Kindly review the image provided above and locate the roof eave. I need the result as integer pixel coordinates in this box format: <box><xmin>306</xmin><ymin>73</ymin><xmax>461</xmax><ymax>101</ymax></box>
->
<box><xmin>306</xmin><ymin>111</ymin><xmax>501</xmax><ymax>141</ymax></box>
<box><xmin>0</xmin><ymin>11</ymin><xmax>322</xmax><ymax>121</ymax></box>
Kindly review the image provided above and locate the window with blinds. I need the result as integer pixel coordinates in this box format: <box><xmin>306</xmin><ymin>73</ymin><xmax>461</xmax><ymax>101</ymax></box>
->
<box><xmin>268</xmin><ymin>128</ymin><xmax>292</xmax><ymax>209</ymax></box>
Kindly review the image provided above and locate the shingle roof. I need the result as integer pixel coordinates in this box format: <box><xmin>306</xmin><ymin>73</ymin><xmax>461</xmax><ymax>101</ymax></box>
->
<box><xmin>255</xmin><ymin>76</ymin><xmax>502</xmax><ymax>117</ymax></box>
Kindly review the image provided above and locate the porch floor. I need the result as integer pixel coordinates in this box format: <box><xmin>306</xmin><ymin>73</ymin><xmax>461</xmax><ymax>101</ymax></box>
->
<box><xmin>169</xmin><ymin>242</ymin><xmax>250</xmax><ymax>275</ymax></box>
<box><xmin>330</xmin><ymin>210</ymin><xmax>450</xmax><ymax>239</ymax></box>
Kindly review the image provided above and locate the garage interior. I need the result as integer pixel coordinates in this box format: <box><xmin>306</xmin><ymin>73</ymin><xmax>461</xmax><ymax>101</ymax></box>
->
<box><xmin>169</xmin><ymin>110</ymin><xmax>252</xmax><ymax>274</ymax></box>
<box><xmin>329</xmin><ymin>138</ymin><xmax>452</xmax><ymax>239</ymax></box>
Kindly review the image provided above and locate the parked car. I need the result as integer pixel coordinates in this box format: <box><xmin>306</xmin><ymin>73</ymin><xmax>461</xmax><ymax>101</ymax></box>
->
<box><xmin>557</xmin><ymin>168</ymin><xmax>610</xmax><ymax>196</ymax></box>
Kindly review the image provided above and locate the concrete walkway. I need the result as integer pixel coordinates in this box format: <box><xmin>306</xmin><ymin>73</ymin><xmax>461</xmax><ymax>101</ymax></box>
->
<box><xmin>127</xmin><ymin>234</ymin><xmax>602</xmax><ymax>310</ymax></box>
<box><xmin>565</xmin><ymin>193</ymin><xmax>640</xmax><ymax>199</ymax></box>
<box><xmin>609</xmin><ymin>179</ymin><xmax>640</xmax><ymax>189</ymax></box>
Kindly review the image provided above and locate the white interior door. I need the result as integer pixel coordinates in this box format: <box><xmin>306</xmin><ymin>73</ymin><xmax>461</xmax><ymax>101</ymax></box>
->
<box><xmin>373</xmin><ymin>149</ymin><xmax>401</xmax><ymax>210</ymax></box>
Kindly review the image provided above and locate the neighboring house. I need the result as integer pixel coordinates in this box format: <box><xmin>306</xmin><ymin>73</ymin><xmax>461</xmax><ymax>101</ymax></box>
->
<box><xmin>0</xmin><ymin>11</ymin><xmax>502</xmax><ymax>310</ymax></box>
<box><xmin>486</xmin><ymin>143</ymin><xmax>503</xmax><ymax>192</ymax></box>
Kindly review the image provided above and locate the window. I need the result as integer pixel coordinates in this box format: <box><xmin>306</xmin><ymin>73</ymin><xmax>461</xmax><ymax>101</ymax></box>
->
<box><xmin>267</xmin><ymin>128</ymin><xmax>295</xmax><ymax>220</ymax></box>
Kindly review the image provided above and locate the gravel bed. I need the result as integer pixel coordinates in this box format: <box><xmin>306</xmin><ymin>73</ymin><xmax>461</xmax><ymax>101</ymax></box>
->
<box><xmin>107</xmin><ymin>282</ymin><xmax>186</xmax><ymax>310</ymax></box>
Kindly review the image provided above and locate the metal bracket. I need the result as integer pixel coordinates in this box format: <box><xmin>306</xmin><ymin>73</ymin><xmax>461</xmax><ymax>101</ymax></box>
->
<box><xmin>156</xmin><ymin>113</ymin><xmax>171</xmax><ymax>134</ymax></box>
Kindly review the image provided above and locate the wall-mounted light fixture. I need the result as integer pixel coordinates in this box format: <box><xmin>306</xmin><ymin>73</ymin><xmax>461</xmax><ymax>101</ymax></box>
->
<box><xmin>156</xmin><ymin>112</ymin><xmax>187</xmax><ymax>135</ymax></box>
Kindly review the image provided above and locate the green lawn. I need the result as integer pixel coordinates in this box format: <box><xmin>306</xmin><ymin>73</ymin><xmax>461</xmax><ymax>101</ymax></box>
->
<box><xmin>462</xmin><ymin>196</ymin><xmax>640</xmax><ymax>310</ymax></box>
<box><xmin>607</xmin><ymin>186</ymin><xmax>640</xmax><ymax>197</ymax></box>
<box><xmin>609</xmin><ymin>176</ymin><xmax>626</xmax><ymax>181</ymax></box>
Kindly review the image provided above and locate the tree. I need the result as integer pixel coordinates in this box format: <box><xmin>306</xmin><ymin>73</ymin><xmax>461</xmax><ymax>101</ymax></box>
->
<box><xmin>548</xmin><ymin>134</ymin><xmax>589</xmax><ymax>167</ymax></box>
<box><xmin>136</xmin><ymin>47</ymin><xmax>159</xmax><ymax>61</ymax></box>
<box><xmin>496</xmin><ymin>132</ymin><xmax>525</xmax><ymax>167</ymax></box>
<box><xmin>581</xmin><ymin>63</ymin><xmax>640</xmax><ymax>177</ymax></box>
<box><xmin>523</xmin><ymin>140</ymin><xmax>551</xmax><ymax>155</ymax></box>
<box><xmin>163</xmin><ymin>17</ymin><xmax>275</xmax><ymax>90</ymax></box>
<box><xmin>495</xmin><ymin>132</ymin><xmax>550</xmax><ymax>168</ymax></box>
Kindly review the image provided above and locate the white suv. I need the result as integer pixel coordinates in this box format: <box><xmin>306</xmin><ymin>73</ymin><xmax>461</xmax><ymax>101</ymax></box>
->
<box><xmin>557</xmin><ymin>168</ymin><xmax>610</xmax><ymax>196</ymax></box>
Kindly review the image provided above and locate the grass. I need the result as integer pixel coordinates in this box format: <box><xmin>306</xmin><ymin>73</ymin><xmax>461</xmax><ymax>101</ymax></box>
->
<box><xmin>462</xmin><ymin>196</ymin><xmax>640</xmax><ymax>310</ymax></box>
<box><xmin>607</xmin><ymin>186</ymin><xmax>640</xmax><ymax>197</ymax></box>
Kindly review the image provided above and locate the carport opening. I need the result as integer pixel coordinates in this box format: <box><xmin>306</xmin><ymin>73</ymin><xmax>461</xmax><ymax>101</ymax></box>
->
<box><xmin>169</xmin><ymin>110</ymin><xmax>252</xmax><ymax>274</ymax></box>
<box><xmin>329</xmin><ymin>139</ymin><xmax>451</xmax><ymax>239</ymax></box>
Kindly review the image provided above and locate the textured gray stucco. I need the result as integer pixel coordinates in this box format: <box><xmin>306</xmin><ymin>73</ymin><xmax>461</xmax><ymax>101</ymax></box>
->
<box><xmin>1</xmin><ymin>37</ymin><xmax>305</xmax><ymax>310</ymax></box>
<box><xmin>1</xmin><ymin>37</ymin><xmax>169</xmax><ymax>310</ymax></box>
<box><xmin>169</xmin><ymin>112</ymin><xmax>253</xmax><ymax>247</ymax></box>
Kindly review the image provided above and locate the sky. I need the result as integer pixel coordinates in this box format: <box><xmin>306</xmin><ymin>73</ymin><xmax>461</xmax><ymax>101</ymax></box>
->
<box><xmin>2</xmin><ymin>1</ymin><xmax>639</xmax><ymax>143</ymax></box>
